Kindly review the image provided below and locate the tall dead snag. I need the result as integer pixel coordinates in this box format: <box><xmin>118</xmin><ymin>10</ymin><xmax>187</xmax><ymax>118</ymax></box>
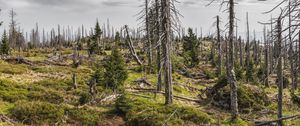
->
<box><xmin>161</xmin><ymin>0</ymin><xmax>173</xmax><ymax>105</ymax></box>
<box><xmin>245</xmin><ymin>12</ymin><xmax>251</xmax><ymax>82</ymax></box>
<box><xmin>264</xmin><ymin>25</ymin><xmax>269</xmax><ymax>87</ymax></box>
<box><xmin>216</xmin><ymin>16</ymin><xmax>222</xmax><ymax>76</ymax></box>
<box><xmin>155</xmin><ymin>0</ymin><xmax>162</xmax><ymax>91</ymax></box>
<box><xmin>270</xmin><ymin>16</ymin><xmax>274</xmax><ymax>74</ymax></box>
<box><xmin>145</xmin><ymin>0</ymin><xmax>153</xmax><ymax>73</ymax></box>
<box><xmin>125</xmin><ymin>25</ymin><xmax>143</xmax><ymax>66</ymax></box>
<box><xmin>9</xmin><ymin>9</ymin><xmax>17</xmax><ymax>49</ymax></box>
<box><xmin>239</xmin><ymin>36</ymin><xmax>243</xmax><ymax>66</ymax></box>
<box><xmin>276</xmin><ymin>16</ymin><xmax>283</xmax><ymax>126</ymax></box>
<box><xmin>228</xmin><ymin>0</ymin><xmax>239</xmax><ymax>118</ymax></box>
<box><xmin>288</xmin><ymin>0</ymin><xmax>295</xmax><ymax>94</ymax></box>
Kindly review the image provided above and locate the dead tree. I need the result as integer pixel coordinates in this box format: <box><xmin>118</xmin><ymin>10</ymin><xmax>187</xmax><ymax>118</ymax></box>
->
<box><xmin>125</xmin><ymin>25</ymin><xmax>143</xmax><ymax>66</ymax></box>
<box><xmin>155</xmin><ymin>0</ymin><xmax>162</xmax><ymax>91</ymax></box>
<box><xmin>216</xmin><ymin>16</ymin><xmax>222</xmax><ymax>76</ymax></box>
<box><xmin>9</xmin><ymin>9</ymin><xmax>17</xmax><ymax>49</ymax></box>
<box><xmin>276</xmin><ymin>15</ymin><xmax>283</xmax><ymax>126</ymax></box>
<box><xmin>161</xmin><ymin>0</ymin><xmax>173</xmax><ymax>105</ymax></box>
<box><xmin>228</xmin><ymin>0</ymin><xmax>239</xmax><ymax>118</ymax></box>
<box><xmin>245</xmin><ymin>12</ymin><xmax>251</xmax><ymax>82</ymax></box>
<box><xmin>239</xmin><ymin>36</ymin><xmax>243</xmax><ymax>66</ymax></box>
<box><xmin>264</xmin><ymin>25</ymin><xmax>269</xmax><ymax>87</ymax></box>
<box><xmin>145</xmin><ymin>0</ymin><xmax>153</xmax><ymax>72</ymax></box>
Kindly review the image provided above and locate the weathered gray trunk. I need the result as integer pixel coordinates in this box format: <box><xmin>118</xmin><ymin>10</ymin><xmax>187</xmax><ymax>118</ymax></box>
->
<box><xmin>228</xmin><ymin>0</ymin><xmax>239</xmax><ymax>118</ymax></box>
<box><xmin>239</xmin><ymin>36</ymin><xmax>243</xmax><ymax>66</ymax></box>
<box><xmin>276</xmin><ymin>16</ymin><xmax>283</xmax><ymax>126</ymax></box>
<box><xmin>217</xmin><ymin>16</ymin><xmax>222</xmax><ymax>76</ymax></box>
<box><xmin>145</xmin><ymin>0</ymin><xmax>153</xmax><ymax>72</ymax></box>
<box><xmin>264</xmin><ymin>26</ymin><xmax>269</xmax><ymax>87</ymax></box>
<box><xmin>162</xmin><ymin>0</ymin><xmax>173</xmax><ymax>105</ymax></box>
<box><xmin>125</xmin><ymin>25</ymin><xmax>143</xmax><ymax>66</ymax></box>
<box><xmin>155</xmin><ymin>0</ymin><xmax>162</xmax><ymax>91</ymax></box>
<box><xmin>245</xmin><ymin>12</ymin><xmax>250</xmax><ymax>82</ymax></box>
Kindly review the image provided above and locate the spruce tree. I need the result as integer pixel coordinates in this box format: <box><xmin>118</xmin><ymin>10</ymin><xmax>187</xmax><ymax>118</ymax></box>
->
<box><xmin>1</xmin><ymin>30</ymin><xmax>9</xmax><ymax>55</ymax></box>
<box><xmin>183</xmin><ymin>28</ymin><xmax>199</xmax><ymax>67</ymax></box>
<box><xmin>104</xmin><ymin>46</ymin><xmax>128</xmax><ymax>91</ymax></box>
<box><xmin>88</xmin><ymin>20</ymin><xmax>102</xmax><ymax>55</ymax></box>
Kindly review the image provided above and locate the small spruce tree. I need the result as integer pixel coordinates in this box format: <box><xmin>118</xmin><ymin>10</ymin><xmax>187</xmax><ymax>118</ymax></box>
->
<box><xmin>88</xmin><ymin>20</ymin><xmax>102</xmax><ymax>55</ymax></box>
<box><xmin>1</xmin><ymin>30</ymin><xmax>9</xmax><ymax>55</ymax></box>
<box><xmin>104</xmin><ymin>46</ymin><xmax>128</xmax><ymax>91</ymax></box>
<box><xmin>183</xmin><ymin>28</ymin><xmax>200</xmax><ymax>67</ymax></box>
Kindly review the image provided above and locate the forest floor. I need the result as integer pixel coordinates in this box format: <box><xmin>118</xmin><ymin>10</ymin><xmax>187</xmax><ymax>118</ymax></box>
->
<box><xmin>0</xmin><ymin>42</ymin><xmax>300</xmax><ymax>126</ymax></box>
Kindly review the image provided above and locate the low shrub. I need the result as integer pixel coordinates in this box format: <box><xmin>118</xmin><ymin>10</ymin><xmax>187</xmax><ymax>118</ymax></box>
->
<box><xmin>203</xmin><ymin>70</ymin><xmax>215</xmax><ymax>79</ymax></box>
<box><xmin>212</xmin><ymin>84</ymin><xmax>270</xmax><ymax>113</ymax></box>
<box><xmin>115</xmin><ymin>94</ymin><xmax>214</xmax><ymax>126</ymax></box>
<box><xmin>0</xmin><ymin>61</ymin><xmax>28</xmax><ymax>74</ymax></box>
<box><xmin>66</xmin><ymin>107</ymin><xmax>102</xmax><ymax>126</ymax></box>
<box><xmin>78</xmin><ymin>92</ymin><xmax>92</xmax><ymax>105</ymax></box>
<box><xmin>0</xmin><ymin>79</ymin><xmax>28</xmax><ymax>102</ymax></box>
<box><xmin>27</xmin><ymin>90</ymin><xmax>64</xmax><ymax>104</ymax></box>
<box><xmin>12</xmin><ymin>101</ymin><xmax>64</xmax><ymax>125</ymax></box>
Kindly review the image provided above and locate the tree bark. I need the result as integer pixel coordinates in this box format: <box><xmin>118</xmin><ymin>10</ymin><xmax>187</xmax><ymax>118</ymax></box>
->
<box><xmin>145</xmin><ymin>0</ymin><xmax>153</xmax><ymax>73</ymax></box>
<box><xmin>276</xmin><ymin>16</ymin><xmax>283</xmax><ymax>126</ymax></box>
<box><xmin>161</xmin><ymin>0</ymin><xmax>173</xmax><ymax>105</ymax></box>
<box><xmin>228</xmin><ymin>0</ymin><xmax>239</xmax><ymax>118</ymax></box>
<box><xmin>245</xmin><ymin>12</ymin><xmax>250</xmax><ymax>82</ymax></box>
<box><xmin>217</xmin><ymin>16</ymin><xmax>222</xmax><ymax>76</ymax></box>
<box><xmin>125</xmin><ymin>25</ymin><xmax>143</xmax><ymax>66</ymax></box>
<box><xmin>239</xmin><ymin>36</ymin><xmax>243</xmax><ymax>66</ymax></box>
<box><xmin>155</xmin><ymin>0</ymin><xmax>162</xmax><ymax>91</ymax></box>
<box><xmin>264</xmin><ymin>25</ymin><xmax>269</xmax><ymax>87</ymax></box>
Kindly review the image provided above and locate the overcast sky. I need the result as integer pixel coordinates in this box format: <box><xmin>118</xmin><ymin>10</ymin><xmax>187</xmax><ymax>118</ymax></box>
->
<box><xmin>0</xmin><ymin>0</ymin><xmax>283</xmax><ymax>40</ymax></box>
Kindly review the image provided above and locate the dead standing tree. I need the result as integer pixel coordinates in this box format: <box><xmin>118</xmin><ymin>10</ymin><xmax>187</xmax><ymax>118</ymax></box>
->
<box><xmin>160</xmin><ymin>0</ymin><xmax>181</xmax><ymax>105</ymax></box>
<box><xmin>216</xmin><ymin>16</ymin><xmax>222</xmax><ymax>76</ymax></box>
<box><xmin>228</xmin><ymin>0</ymin><xmax>239</xmax><ymax>118</ymax></box>
<box><xmin>207</xmin><ymin>0</ymin><xmax>239</xmax><ymax>118</ymax></box>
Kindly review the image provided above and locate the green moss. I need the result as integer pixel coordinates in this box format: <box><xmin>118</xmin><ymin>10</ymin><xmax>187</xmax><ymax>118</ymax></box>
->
<box><xmin>66</xmin><ymin>107</ymin><xmax>102</xmax><ymax>126</ymax></box>
<box><xmin>27</xmin><ymin>90</ymin><xmax>64</xmax><ymax>104</ymax></box>
<box><xmin>12</xmin><ymin>101</ymin><xmax>64</xmax><ymax>125</ymax></box>
<box><xmin>0</xmin><ymin>61</ymin><xmax>29</xmax><ymax>74</ymax></box>
<box><xmin>33</xmin><ymin>79</ymin><xmax>70</xmax><ymax>91</ymax></box>
<box><xmin>0</xmin><ymin>100</ymin><xmax>14</xmax><ymax>115</ymax></box>
<box><xmin>203</xmin><ymin>70</ymin><xmax>215</xmax><ymax>79</ymax></box>
<box><xmin>0</xmin><ymin>79</ymin><xmax>28</xmax><ymax>102</ymax></box>
<box><xmin>223</xmin><ymin>117</ymin><xmax>249</xmax><ymax>126</ymax></box>
<box><xmin>115</xmin><ymin>94</ymin><xmax>214</xmax><ymax>126</ymax></box>
<box><xmin>212</xmin><ymin>84</ymin><xmax>270</xmax><ymax>113</ymax></box>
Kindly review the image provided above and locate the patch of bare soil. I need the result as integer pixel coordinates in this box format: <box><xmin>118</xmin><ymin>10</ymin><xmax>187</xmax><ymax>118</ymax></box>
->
<box><xmin>98</xmin><ymin>116</ymin><xmax>125</xmax><ymax>126</ymax></box>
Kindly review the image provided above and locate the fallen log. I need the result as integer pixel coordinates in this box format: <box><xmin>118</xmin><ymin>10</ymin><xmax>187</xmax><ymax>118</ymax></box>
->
<box><xmin>2</xmin><ymin>56</ymin><xmax>69</xmax><ymax>66</ymax></box>
<box><xmin>254</xmin><ymin>114</ymin><xmax>300</xmax><ymax>126</ymax></box>
<box><xmin>130</xmin><ymin>88</ymin><xmax>201</xmax><ymax>102</ymax></box>
<box><xmin>134</xmin><ymin>78</ymin><xmax>152</xmax><ymax>87</ymax></box>
<box><xmin>0</xmin><ymin>114</ymin><xmax>15</xmax><ymax>126</ymax></box>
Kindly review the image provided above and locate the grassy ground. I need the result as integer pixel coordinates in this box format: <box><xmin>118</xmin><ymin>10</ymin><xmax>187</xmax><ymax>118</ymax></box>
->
<box><xmin>0</xmin><ymin>46</ymin><xmax>299</xmax><ymax>126</ymax></box>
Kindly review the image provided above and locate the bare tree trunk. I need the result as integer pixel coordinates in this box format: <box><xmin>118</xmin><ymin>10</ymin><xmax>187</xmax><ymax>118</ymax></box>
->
<box><xmin>264</xmin><ymin>25</ymin><xmax>269</xmax><ymax>87</ymax></box>
<box><xmin>270</xmin><ymin>16</ymin><xmax>274</xmax><ymax>74</ymax></box>
<box><xmin>228</xmin><ymin>0</ymin><xmax>239</xmax><ymax>118</ymax></box>
<box><xmin>155</xmin><ymin>0</ymin><xmax>162</xmax><ymax>91</ymax></box>
<box><xmin>145</xmin><ymin>0</ymin><xmax>153</xmax><ymax>73</ymax></box>
<box><xmin>125</xmin><ymin>25</ymin><xmax>143</xmax><ymax>66</ymax></box>
<box><xmin>239</xmin><ymin>36</ymin><xmax>243</xmax><ymax>66</ymax></box>
<box><xmin>246</xmin><ymin>12</ymin><xmax>250</xmax><ymax>82</ymax></box>
<box><xmin>276</xmin><ymin>16</ymin><xmax>283</xmax><ymax>126</ymax></box>
<box><xmin>162</xmin><ymin>0</ymin><xmax>173</xmax><ymax>105</ymax></box>
<box><xmin>288</xmin><ymin>1</ymin><xmax>295</xmax><ymax>94</ymax></box>
<box><xmin>217</xmin><ymin>16</ymin><xmax>222</xmax><ymax>76</ymax></box>
<box><xmin>235</xmin><ymin>21</ymin><xmax>238</xmax><ymax>62</ymax></box>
